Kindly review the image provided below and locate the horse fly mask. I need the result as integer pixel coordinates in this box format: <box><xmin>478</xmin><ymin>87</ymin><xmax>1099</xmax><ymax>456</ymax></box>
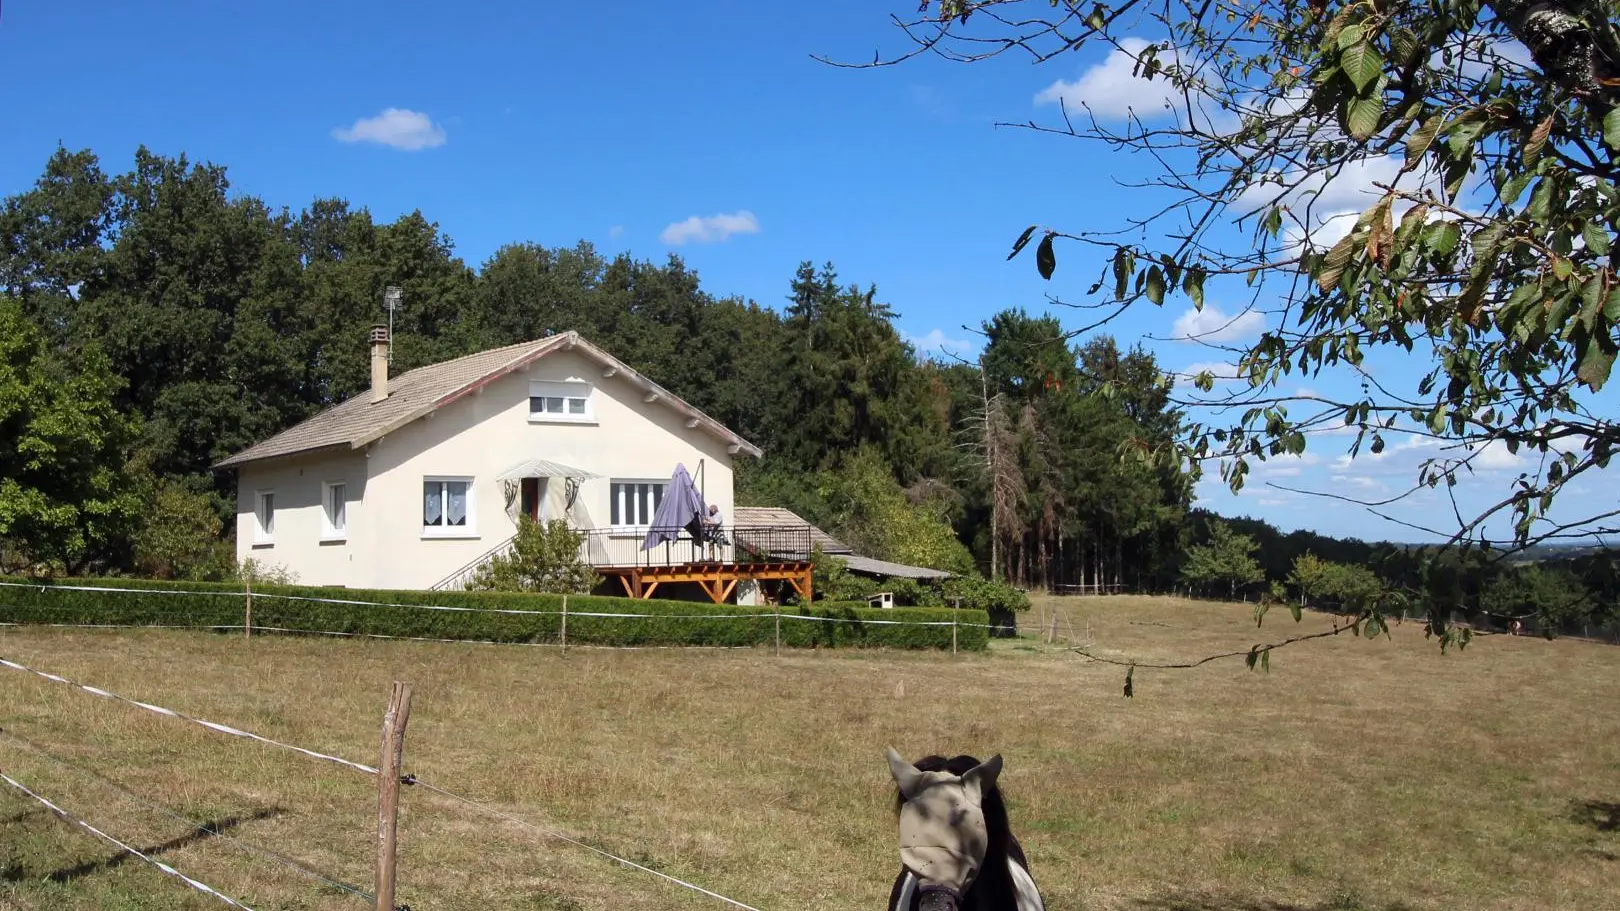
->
<box><xmin>885</xmin><ymin>748</ymin><xmax>1045</xmax><ymax>911</ymax></box>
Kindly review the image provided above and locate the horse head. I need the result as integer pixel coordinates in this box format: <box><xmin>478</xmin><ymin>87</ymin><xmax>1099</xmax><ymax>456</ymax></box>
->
<box><xmin>885</xmin><ymin>747</ymin><xmax>1006</xmax><ymax>911</ymax></box>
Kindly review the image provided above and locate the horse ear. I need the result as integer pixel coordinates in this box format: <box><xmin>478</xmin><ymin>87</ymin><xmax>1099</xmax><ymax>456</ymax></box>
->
<box><xmin>887</xmin><ymin>746</ymin><xmax>926</xmax><ymax>800</ymax></box>
<box><xmin>961</xmin><ymin>753</ymin><xmax>1003</xmax><ymax>804</ymax></box>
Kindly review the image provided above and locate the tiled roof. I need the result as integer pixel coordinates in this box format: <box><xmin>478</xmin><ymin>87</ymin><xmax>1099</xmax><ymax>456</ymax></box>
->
<box><xmin>731</xmin><ymin>506</ymin><xmax>956</xmax><ymax>579</ymax></box>
<box><xmin>214</xmin><ymin>332</ymin><xmax>762</xmax><ymax>469</ymax></box>
<box><xmin>732</xmin><ymin>506</ymin><xmax>852</xmax><ymax>554</ymax></box>
<box><xmin>835</xmin><ymin>554</ymin><xmax>954</xmax><ymax>580</ymax></box>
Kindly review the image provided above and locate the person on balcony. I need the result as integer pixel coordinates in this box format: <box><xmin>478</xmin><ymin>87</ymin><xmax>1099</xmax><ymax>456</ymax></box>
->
<box><xmin>702</xmin><ymin>504</ymin><xmax>729</xmax><ymax>560</ymax></box>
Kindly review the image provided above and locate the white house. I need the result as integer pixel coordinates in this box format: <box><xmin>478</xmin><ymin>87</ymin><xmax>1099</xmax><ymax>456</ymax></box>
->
<box><xmin>213</xmin><ymin>327</ymin><xmax>762</xmax><ymax>591</ymax></box>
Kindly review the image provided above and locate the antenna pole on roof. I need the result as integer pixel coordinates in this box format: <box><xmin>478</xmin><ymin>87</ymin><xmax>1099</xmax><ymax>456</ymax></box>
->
<box><xmin>382</xmin><ymin>286</ymin><xmax>403</xmax><ymax>363</ymax></box>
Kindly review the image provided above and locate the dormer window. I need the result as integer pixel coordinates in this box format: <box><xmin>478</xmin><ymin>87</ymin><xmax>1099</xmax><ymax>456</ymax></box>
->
<box><xmin>529</xmin><ymin>380</ymin><xmax>593</xmax><ymax>423</ymax></box>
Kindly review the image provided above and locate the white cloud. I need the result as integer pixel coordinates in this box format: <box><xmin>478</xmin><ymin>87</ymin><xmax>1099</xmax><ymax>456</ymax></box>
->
<box><xmin>659</xmin><ymin>211</ymin><xmax>761</xmax><ymax>246</ymax></box>
<box><xmin>608</xmin><ymin>225</ymin><xmax>625</xmax><ymax>239</ymax></box>
<box><xmin>1331</xmin><ymin>474</ymin><xmax>1390</xmax><ymax>493</ymax></box>
<box><xmin>1239</xmin><ymin>153</ymin><xmax>1485</xmax><ymax>255</ymax></box>
<box><xmin>1468</xmin><ymin>439</ymin><xmax>1525</xmax><ymax>471</ymax></box>
<box><xmin>908</xmin><ymin>329</ymin><xmax>976</xmax><ymax>357</ymax></box>
<box><xmin>1035</xmin><ymin>38</ymin><xmax>1184</xmax><ymax>121</ymax></box>
<box><xmin>332</xmin><ymin>108</ymin><xmax>447</xmax><ymax>150</ymax></box>
<box><xmin>1169</xmin><ymin>304</ymin><xmax>1265</xmax><ymax>343</ymax></box>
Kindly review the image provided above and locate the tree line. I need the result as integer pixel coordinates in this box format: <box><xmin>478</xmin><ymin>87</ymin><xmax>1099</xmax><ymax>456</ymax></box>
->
<box><xmin>0</xmin><ymin>145</ymin><xmax>1193</xmax><ymax>591</ymax></box>
<box><xmin>1179</xmin><ymin>511</ymin><xmax>1620</xmax><ymax>640</ymax></box>
<box><xmin>2</xmin><ymin>144</ymin><xmax>1615</xmax><ymax>637</ymax></box>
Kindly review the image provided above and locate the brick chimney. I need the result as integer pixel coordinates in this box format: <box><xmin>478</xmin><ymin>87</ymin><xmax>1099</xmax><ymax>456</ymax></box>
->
<box><xmin>369</xmin><ymin>324</ymin><xmax>390</xmax><ymax>404</ymax></box>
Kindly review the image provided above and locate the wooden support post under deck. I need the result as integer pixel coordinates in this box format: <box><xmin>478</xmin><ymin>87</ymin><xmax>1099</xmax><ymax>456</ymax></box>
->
<box><xmin>597</xmin><ymin>562</ymin><xmax>812</xmax><ymax>606</ymax></box>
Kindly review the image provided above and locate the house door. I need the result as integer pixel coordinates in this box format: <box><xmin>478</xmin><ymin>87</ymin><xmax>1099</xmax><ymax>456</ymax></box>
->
<box><xmin>519</xmin><ymin>478</ymin><xmax>544</xmax><ymax>521</ymax></box>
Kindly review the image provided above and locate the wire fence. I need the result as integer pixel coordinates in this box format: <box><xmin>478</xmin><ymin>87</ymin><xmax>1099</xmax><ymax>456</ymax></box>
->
<box><xmin>0</xmin><ymin>651</ymin><xmax>772</xmax><ymax>911</ymax></box>
<box><xmin>0</xmin><ymin>579</ymin><xmax>1007</xmax><ymax>629</ymax></box>
<box><xmin>0</xmin><ymin>729</ymin><xmax>374</xmax><ymax>904</ymax></box>
<box><xmin>0</xmin><ymin>770</ymin><xmax>260</xmax><ymax>910</ymax></box>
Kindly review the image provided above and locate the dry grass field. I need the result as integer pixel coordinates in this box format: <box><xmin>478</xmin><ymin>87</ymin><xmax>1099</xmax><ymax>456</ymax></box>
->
<box><xmin>1</xmin><ymin>594</ymin><xmax>1617</xmax><ymax>911</ymax></box>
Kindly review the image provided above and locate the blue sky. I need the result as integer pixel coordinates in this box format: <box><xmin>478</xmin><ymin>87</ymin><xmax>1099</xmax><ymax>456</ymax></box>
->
<box><xmin>2</xmin><ymin>0</ymin><xmax>1614</xmax><ymax>546</ymax></box>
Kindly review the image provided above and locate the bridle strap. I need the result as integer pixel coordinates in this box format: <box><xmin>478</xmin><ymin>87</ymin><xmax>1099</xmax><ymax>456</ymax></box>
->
<box><xmin>896</xmin><ymin>872</ymin><xmax>917</xmax><ymax>911</ymax></box>
<box><xmin>916</xmin><ymin>882</ymin><xmax>961</xmax><ymax>911</ymax></box>
<box><xmin>897</xmin><ymin>874</ymin><xmax>965</xmax><ymax>911</ymax></box>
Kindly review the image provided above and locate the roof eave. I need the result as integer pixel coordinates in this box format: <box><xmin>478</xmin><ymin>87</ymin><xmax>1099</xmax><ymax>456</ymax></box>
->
<box><xmin>211</xmin><ymin>440</ymin><xmax>354</xmax><ymax>471</ymax></box>
<box><xmin>562</xmin><ymin>332</ymin><xmax>765</xmax><ymax>459</ymax></box>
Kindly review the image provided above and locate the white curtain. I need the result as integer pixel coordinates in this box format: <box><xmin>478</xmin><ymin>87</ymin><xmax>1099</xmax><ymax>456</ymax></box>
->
<box><xmin>571</xmin><ymin>486</ymin><xmax>611</xmax><ymax>564</ymax></box>
<box><xmin>423</xmin><ymin>483</ymin><xmax>442</xmax><ymax>525</ymax></box>
<box><xmin>542</xmin><ymin>478</ymin><xmax>568</xmax><ymax>522</ymax></box>
<box><xmin>446</xmin><ymin>481</ymin><xmax>468</xmax><ymax>526</ymax></box>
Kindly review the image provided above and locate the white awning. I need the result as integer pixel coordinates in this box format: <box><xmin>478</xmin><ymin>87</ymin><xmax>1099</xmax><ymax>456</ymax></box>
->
<box><xmin>496</xmin><ymin>459</ymin><xmax>600</xmax><ymax>482</ymax></box>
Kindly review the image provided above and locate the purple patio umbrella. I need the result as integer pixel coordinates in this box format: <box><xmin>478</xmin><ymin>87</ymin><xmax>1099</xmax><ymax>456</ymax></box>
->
<box><xmin>641</xmin><ymin>462</ymin><xmax>709</xmax><ymax>551</ymax></box>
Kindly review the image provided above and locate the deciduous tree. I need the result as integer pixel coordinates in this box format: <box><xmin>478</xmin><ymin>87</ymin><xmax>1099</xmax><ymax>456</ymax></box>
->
<box><xmin>840</xmin><ymin>1</ymin><xmax>1620</xmax><ymax>553</ymax></box>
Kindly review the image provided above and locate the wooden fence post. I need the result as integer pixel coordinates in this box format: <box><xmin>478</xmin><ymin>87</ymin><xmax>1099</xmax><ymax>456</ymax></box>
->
<box><xmin>376</xmin><ymin>681</ymin><xmax>414</xmax><ymax>911</ymax></box>
<box><xmin>560</xmin><ymin>595</ymin><xmax>569</xmax><ymax>657</ymax></box>
<box><xmin>951</xmin><ymin>613</ymin><xmax>958</xmax><ymax>655</ymax></box>
<box><xmin>244</xmin><ymin>577</ymin><xmax>253</xmax><ymax>641</ymax></box>
<box><xmin>774</xmin><ymin>611</ymin><xmax>781</xmax><ymax>657</ymax></box>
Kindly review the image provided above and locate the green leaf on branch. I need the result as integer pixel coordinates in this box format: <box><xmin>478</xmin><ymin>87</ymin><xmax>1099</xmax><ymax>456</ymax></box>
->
<box><xmin>1605</xmin><ymin>107</ymin><xmax>1620</xmax><ymax>151</ymax></box>
<box><xmin>1583</xmin><ymin>222</ymin><xmax>1611</xmax><ymax>256</ymax></box>
<box><xmin>1524</xmin><ymin>114</ymin><xmax>1553</xmax><ymax>166</ymax></box>
<box><xmin>1428</xmin><ymin>220</ymin><xmax>1462</xmax><ymax>256</ymax></box>
<box><xmin>1008</xmin><ymin>225</ymin><xmax>1038</xmax><ymax>260</ymax></box>
<box><xmin>1035</xmin><ymin>232</ymin><xmax>1056</xmax><ymax>280</ymax></box>
<box><xmin>1340</xmin><ymin>40</ymin><xmax>1383</xmax><ymax>93</ymax></box>
<box><xmin>1112</xmin><ymin>247</ymin><xmax>1133</xmax><ymax>300</ymax></box>
<box><xmin>1343</xmin><ymin>95</ymin><xmax>1382</xmax><ymax>141</ymax></box>
<box><xmin>1183</xmin><ymin>266</ymin><xmax>1207</xmax><ymax>310</ymax></box>
<box><xmin>1405</xmin><ymin>111</ymin><xmax>1443</xmax><ymax>166</ymax></box>
<box><xmin>1317</xmin><ymin>230</ymin><xmax>1358</xmax><ymax>291</ymax></box>
<box><xmin>1388</xmin><ymin>27</ymin><xmax>1419</xmax><ymax>66</ymax></box>
<box><xmin>1145</xmin><ymin>265</ymin><xmax>1166</xmax><ymax>304</ymax></box>
<box><xmin>1501</xmin><ymin>171</ymin><xmax>1534</xmax><ymax>208</ymax></box>
<box><xmin>1579</xmin><ymin>340</ymin><xmax>1616</xmax><ymax>391</ymax></box>
<box><xmin>1529</xmin><ymin>178</ymin><xmax>1555</xmax><ymax>224</ymax></box>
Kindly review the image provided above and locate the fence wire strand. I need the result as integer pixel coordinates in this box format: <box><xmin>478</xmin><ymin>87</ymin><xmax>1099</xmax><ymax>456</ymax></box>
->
<box><xmin>0</xmin><ymin>729</ymin><xmax>373</xmax><ymax>903</ymax></box>
<box><xmin>0</xmin><ymin>770</ymin><xmax>259</xmax><ymax>910</ymax></box>
<box><xmin>407</xmin><ymin>778</ymin><xmax>766</xmax><ymax>911</ymax></box>
<box><xmin>0</xmin><ymin>654</ymin><xmax>769</xmax><ymax>911</ymax></box>
<box><xmin>0</xmin><ymin>657</ymin><xmax>378</xmax><ymax>776</ymax></box>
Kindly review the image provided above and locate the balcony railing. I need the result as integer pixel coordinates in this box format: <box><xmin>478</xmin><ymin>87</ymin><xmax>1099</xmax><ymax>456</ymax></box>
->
<box><xmin>577</xmin><ymin>524</ymin><xmax>814</xmax><ymax>569</ymax></box>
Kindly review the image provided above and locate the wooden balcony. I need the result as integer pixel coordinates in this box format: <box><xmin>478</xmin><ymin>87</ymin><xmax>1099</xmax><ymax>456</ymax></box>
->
<box><xmin>577</xmin><ymin>525</ymin><xmax>814</xmax><ymax>603</ymax></box>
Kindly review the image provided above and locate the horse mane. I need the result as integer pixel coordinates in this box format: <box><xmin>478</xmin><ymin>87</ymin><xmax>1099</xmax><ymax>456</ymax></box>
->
<box><xmin>890</xmin><ymin>754</ymin><xmax>1026</xmax><ymax>911</ymax></box>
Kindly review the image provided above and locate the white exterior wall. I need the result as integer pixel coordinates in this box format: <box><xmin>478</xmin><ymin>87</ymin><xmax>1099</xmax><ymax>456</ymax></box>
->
<box><xmin>236</xmin><ymin>349</ymin><xmax>738</xmax><ymax>591</ymax></box>
<box><xmin>234</xmin><ymin>450</ymin><xmax>370</xmax><ymax>588</ymax></box>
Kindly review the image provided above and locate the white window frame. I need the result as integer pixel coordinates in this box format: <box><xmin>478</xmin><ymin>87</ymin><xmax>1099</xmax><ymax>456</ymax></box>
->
<box><xmin>528</xmin><ymin>380</ymin><xmax>594</xmax><ymax>424</ymax></box>
<box><xmin>609</xmin><ymin>479</ymin><xmax>667</xmax><ymax>535</ymax></box>
<box><xmin>321</xmin><ymin>480</ymin><xmax>348</xmax><ymax>542</ymax></box>
<box><xmin>253</xmin><ymin>490</ymin><xmax>276</xmax><ymax>545</ymax></box>
<box><xmin>422</xmin><ymin>476</ymin><xmax>477</xmax><ymax>539</ymax></box>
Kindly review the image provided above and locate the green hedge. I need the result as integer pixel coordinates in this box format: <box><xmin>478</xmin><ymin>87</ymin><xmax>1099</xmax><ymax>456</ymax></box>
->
<box><xmin>0</xmin><ymin>578</ymin><xmax>988</xmax><ymax>651</ymax></box>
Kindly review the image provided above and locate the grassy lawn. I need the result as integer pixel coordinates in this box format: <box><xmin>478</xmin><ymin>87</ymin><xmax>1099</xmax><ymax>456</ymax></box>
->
<box><xmin>1</xmin><ymin>594</ymin><xmax>1616</xmax><ymax>911</ymax></box>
